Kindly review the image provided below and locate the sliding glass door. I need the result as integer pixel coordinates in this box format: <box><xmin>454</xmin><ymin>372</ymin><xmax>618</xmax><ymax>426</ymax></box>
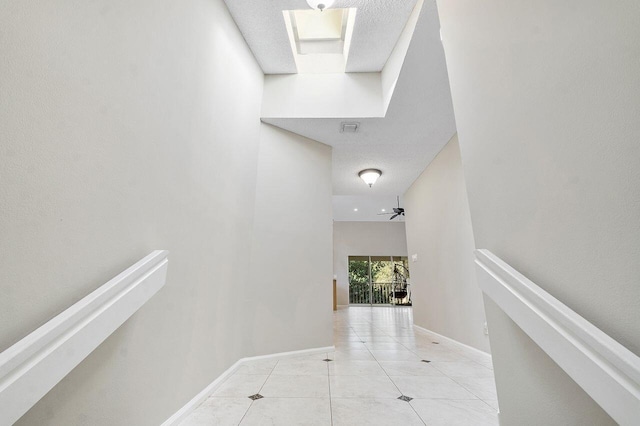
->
<box><xmin>370</xmin><ymin>256</ymin><xmax>393</xmax><ymax>304</ymax></box>
<box><xmin>348</xmin><ymin>256</ymin><xmax>370</xmax><ymax>304</ymax></box>
<box><xmin>348</xmin><ymin>256</ymin><xmax>411</xmax><ymax>306</ymax></box>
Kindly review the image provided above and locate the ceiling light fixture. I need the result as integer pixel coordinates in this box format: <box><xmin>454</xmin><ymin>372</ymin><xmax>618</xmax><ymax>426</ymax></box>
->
<box><xmin>306</xmin><ymin>0</ymin><xmax>335</xmax><ymax>11</ymax></box>
<box><xmin>358</xmin><ymin>169</ymin><xmax>382</xmax><ymax>188</ymax></box>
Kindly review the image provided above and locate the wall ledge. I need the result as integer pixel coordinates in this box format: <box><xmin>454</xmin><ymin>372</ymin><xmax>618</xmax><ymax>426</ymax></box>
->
<box><xmin>0</xmin><ymin>251</ymin><xmax>169</xmax><ymax>425</ymax></box>
<box><xmin>475</xmin><ymin>249</ymin><xmax>640</xmax><ymax>425</ymax></box>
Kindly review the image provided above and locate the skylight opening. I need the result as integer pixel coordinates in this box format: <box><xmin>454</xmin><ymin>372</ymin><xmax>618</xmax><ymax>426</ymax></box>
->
<box><xmin>283</xmin><ymin>8</ymin><xmax>357</xmax><ymax>74</ymax></box>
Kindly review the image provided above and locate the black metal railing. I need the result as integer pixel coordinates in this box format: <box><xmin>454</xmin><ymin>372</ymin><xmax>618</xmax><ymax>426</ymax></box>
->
<box><xmin>349</xmin><ymin>282</ymin><xmax>370</xmax><ymax>304</ymax></box>
<box><xmin>349</xmin><ymin>282</ymin><xmax>410</xmax><ymax>305</ymax></box>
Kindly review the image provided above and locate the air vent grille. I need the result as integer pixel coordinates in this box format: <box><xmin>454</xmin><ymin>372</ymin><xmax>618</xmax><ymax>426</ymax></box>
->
<box><xmin>341</xmin><ymin>122</ymin><xmax>359</xmax><ymax>133</ymax></box>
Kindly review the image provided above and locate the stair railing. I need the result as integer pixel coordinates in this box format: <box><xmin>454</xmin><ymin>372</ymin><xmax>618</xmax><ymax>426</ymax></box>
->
<box><xmin>0</xmin><ymin>250</ymin><xmax>169</xmax><ymax>425</ymax></box>
<box><xmin>475</xmin><ymin>249</ymin><xmax>640</xmax><ymax>425</ymax></box>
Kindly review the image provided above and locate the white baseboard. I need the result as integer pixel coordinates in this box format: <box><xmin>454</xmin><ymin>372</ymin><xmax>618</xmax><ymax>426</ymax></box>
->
<box><xmin>161</xmin><ymin>345</ymin><xmax>335</xmax><ymax>426</ymax></box>
<box><xmin>161</xmin><ymin>359</ymin><xmax>242</xmax><ymax>426</ymax></box>
<box><xmin>240</xmin><ymin>346</ymin><xmax>336</xmax><ymax>363</ymax></box>
<box><xmin>413</xmin><ymin>324</ymin><xmax>491</xmax><ymax>361</ymax></box>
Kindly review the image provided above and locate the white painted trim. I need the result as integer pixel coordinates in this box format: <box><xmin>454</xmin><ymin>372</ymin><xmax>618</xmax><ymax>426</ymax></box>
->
<box><xmin>161</xmin><ymin>345</ymin><xmax>335</xmax><ymax>426</ymax></box>
<box><xmin>0</xmin><ymin>250</ymin><xmax>169</xmax><ymax>426</ymax></box>
<box><xmin>241</xmin><ymin>346</ymin><xmax>335</xmax><ymax>363</ymax></box>
<box><xmin>161</xmin><ymin>359</ymin><xmax>243</xmax><ymax>426</ymax></box>
<box><xmin>475</xmin><ymin>249</ymin><xmax>640</xmax><ymax>426</ymax></box>
<box><xmin>413</xmin><ymin>324</ymin><xmax>492</xmax><ymax>361</ymax></box>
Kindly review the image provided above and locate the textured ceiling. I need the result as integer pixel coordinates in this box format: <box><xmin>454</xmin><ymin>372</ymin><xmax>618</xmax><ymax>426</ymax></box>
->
<box><xmin>223</xmin><ymin>0</ymin><xmax>418</xmax><ymax>74</ymax></box>
<box><xmin>264</xmin><ymin>0</ymin><xmax>456</xmax><ymax>196</ymax></box>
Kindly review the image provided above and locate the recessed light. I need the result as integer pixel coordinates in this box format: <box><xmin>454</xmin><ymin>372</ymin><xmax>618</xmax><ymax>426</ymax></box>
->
<box><xmin>353</xmin><ymin>208</ymin><xmax>358</xmax><ymax>212</ymax></box>
<box><xmin>381</xmin><ymin>209</ymin><xmax>386</xmax><ymax>212</ymax></box>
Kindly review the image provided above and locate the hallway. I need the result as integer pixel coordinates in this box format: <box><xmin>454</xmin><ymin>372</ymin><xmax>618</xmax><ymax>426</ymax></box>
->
<box><xmin>181</xmin><ymin>307</ymin><xmax>498</xmax><ymax>425</ymax></box>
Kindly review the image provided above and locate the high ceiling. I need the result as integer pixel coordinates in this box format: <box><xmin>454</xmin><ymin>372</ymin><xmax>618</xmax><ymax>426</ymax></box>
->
<box><xmin>224</xmin><ymin>0</ymin><xmax>456</xmax><ymax>222</ymax></box>
<box><xmin>224</xmin><ymin>0</ymin><xmax>418</xmax><ymax>74</ymax></box>
<box><xmin>333</xmin><ymin>195</ymin><xmax>406</xmax><ymax>222</ymax></box>
<box><xmin>265</xmin><ymin>0</ymin><xmax>456</xmax><ymax>197</ymax></box>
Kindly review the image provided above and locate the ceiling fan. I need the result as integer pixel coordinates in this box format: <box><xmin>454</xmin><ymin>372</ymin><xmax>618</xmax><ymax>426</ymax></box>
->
<box><xmin>379</xmin><ymin>196</ymin><xmax>405</xmax><ymax>220</ymax></box>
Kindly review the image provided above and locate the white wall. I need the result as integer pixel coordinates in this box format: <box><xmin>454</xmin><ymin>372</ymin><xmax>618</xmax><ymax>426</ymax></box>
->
<box><xmin>381</xmin><ymin>0</ymin><xmax>423</xmax><ymax>111</ymax></box>
<box><xmin>247</xmin><ymin>124</ymin><xmax>333</xmax><ymax>355</ymax></box>
<box><xmin>404</xmin><ymin>135</ymin><xmax>489</xmax><ymax>352</ymax></box>
<box><xmin>333</xmin><ymin>222</ymin><xmax>408</xmax><ymax>305</ymax></box>
<box><xmin>438</xmin><ymin>0</ymin><xmax>640</xmax><ymax>424</ymax></box>
<box><xmin>0</xmin><ymin>1</ymin><xmax>332</xmax><ymax>425</ymax></box>
<box><xmin>262</xmin><ymin>73</ymin><xmax>384</xmax><ymax>119</ymax></box>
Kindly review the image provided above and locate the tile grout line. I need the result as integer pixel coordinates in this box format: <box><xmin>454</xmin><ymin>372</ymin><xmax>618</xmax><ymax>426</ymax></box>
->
<box><xmin>440</xmin><ymin>372</ymin><xmax>498</xmax><ymax>412</ymax></box>
<box><xmin>327</xmin><ymin>352</ymin><xmax>334</xmax><ymax>426</ymax></box>
<box><xmin>404</xmin><ymin>338</ymin><xmax>499</xmax><ymax>414</ymax></box>
<box><xmin>365</xmin><ymin>324</ymin><xmax>428</xmax><ymax>426</ymax></box>
<box><xmin>410</xmin><ymin>326</ymin><xmax>494</xmax><ymax>368</ymax></box>
<box><xmin>260</xmin><ymin>358</ymin><xmax>279</xmax><ymax>391</ymax></box>
<box><xmin>236</xmin><ymin>359</ymin><xmax>279</xmax><ymax>425</ymax></box>
<box><xmin>235</xmin><ymin>400</ymin><xmax>252</xmax><ymax>426</ymax></box>
<box><xmin>335</xmin><ymin>308</ymin><xmax>497</xmax><ymax>423</ymax></box>
<box><xmin>424</xmin><ymin>355</ymin><xmax>497</xmax><ymax>410</ymax></box>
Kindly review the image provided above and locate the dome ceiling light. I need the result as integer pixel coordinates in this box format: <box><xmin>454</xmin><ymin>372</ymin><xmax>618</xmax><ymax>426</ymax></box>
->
<box><xmin>358</xmin><ymin>169</ymin><xmax>382</xmax><ymax>188</ymax></box>
<box><xmin>306</xmin><ymin>0</ymin><xmax>335</xmax><ymax>12</ymax></box>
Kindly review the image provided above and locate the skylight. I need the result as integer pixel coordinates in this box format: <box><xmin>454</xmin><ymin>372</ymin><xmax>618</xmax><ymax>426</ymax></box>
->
<box><xmin>295</xmin><ymin>9</ymin><xmax>343</xmax><ymax>41</ymax></box>
<box><xmin>283</xmin><ymin>8</ymin><xmax>357</xmax><ymax>74</ymax></box>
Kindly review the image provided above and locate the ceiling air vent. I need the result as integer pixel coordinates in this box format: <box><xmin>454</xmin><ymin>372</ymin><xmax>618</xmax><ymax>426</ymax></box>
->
<box><xmin>341</xmin><ymin>122</ymin><xmax>359</xmax><ymax>133</ymax></box>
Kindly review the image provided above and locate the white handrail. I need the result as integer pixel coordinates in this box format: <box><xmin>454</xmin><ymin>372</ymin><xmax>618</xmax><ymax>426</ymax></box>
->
<box><xmin>0</xmin><ymin>250</ymin><xmax>169</xmax><ymax>425</ymax></box>
<box><xmin>475</xmin><ymin>249</ymin><xmax>640</xmax><ymax>425</ymax></box>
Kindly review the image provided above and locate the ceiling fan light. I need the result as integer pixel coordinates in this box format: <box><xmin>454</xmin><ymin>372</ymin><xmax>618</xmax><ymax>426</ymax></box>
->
<box><xmin>358</xmin><ymin>169</ymin><xmax>382</xmax><ymax>187</ymax></box>
<box><xmin>306</xmin><ymin>0</ymin><xmax>336</xmax><ymax>11</ymax></box>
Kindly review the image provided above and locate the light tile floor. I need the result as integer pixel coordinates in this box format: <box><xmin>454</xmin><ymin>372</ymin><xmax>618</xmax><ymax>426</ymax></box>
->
<box><xmin>181</xmin><ymin>306</ymin><xmax>499</xmax><ymax>425</ymax></box>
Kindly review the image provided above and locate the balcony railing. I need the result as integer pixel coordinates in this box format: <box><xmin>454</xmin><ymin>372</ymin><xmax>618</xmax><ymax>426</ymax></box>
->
<box><xmin>349</xmin><ymin>282</ymin><xmax>410</xmax><ymax>305</ymax></box>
